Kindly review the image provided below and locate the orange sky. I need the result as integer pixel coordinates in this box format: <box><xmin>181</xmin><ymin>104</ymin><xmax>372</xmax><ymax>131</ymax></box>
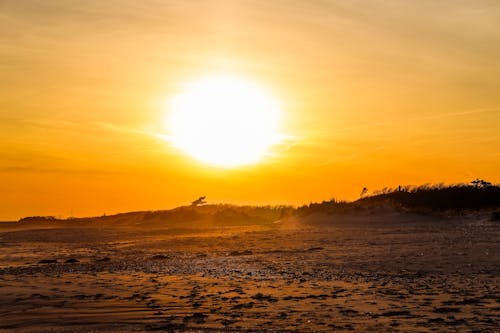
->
<box><xmin>1</xmin><ymin>0</ymin><xmax>500</xmax><ymax>220</ymax></box>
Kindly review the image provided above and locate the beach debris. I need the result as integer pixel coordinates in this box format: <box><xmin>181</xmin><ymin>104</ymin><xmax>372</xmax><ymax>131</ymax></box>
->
<box><xmin>65</xmin><ymin>258</ymin><xmax>79</xmax><ymax>263</ymax></box>
<box><xmin>38</xmin><ymin>259</ymin><xmax>58</xmax><ymax>264</ymax></box>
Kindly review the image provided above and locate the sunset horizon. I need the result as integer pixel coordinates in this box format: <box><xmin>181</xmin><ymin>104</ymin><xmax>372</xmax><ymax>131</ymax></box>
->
<box><xmin>1</xmin><ymin>2</ymin><xmax>499</xmax><ymax>332</ymax></box>
<box><xmin>2</xmin><ymin>1</ymin><xmax>499</xmax><ymax>221</ymax></box>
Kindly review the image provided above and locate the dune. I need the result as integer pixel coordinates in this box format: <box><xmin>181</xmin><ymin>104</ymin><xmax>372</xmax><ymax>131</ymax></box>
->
<box><xmin>0</xmin><ymin>200</ymin><xmax>499</xmax><ymax>332</ymax></box>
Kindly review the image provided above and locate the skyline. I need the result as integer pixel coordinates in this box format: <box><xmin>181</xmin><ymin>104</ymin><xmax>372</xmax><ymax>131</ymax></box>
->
<box><xmin>1</xmin><ymin>0</ymin><xmax>500</xmax><ymax>220</ymax></box>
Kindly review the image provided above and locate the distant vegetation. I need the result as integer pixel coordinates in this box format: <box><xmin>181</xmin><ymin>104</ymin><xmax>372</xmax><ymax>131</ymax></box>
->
<box><xmin>18</xmin><ymin>204</ymin><xmax>293</xmax><ymax>226</ymax></box>
<box><xmin>362</xmin><ymin>182</ymin><xmax>500</xmax><ymax>212</ymax></box>
<box><xmin>139</xmin><ymin>204</ymin><xmax>293</xmax><ymax>225</ymax></box>
<box><xmin>18</xmin><ymin>216</ymin><xmax>58</xmax><ymax>223</ymax></box>
<box><xmin>17</xmin><ymin>181</ymin><xmax>500</xmax><ymax>224</ymax></box>
<box><xmin>297</xmin><ymin>181</ymin><xmax>500</xmax><ymax>216</ymax></box>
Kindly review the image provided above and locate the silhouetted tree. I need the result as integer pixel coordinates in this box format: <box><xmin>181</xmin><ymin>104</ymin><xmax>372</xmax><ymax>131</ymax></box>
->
<box><xmin>191</xmin><ymin>196</ymin><xmax>207</xmax><ymax>206</ymax></box>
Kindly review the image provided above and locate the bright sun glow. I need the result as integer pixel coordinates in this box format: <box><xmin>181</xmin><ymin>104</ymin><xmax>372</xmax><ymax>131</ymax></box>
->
<box><xmin>166</xmin><ymin>75</ymin><xmax>282</xmax><ymax>167</ymax></box>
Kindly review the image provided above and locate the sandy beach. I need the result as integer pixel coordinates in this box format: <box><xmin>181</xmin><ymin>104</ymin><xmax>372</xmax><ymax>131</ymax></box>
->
<box><xmin>0</xmin><ymin>210</ymin><xmax>498</xmax><ymax>332</ymax></box>
<box><xmin>3</xmin><ymin>1</ymin><xmax>500</xmax><ymax>331</ymax></box>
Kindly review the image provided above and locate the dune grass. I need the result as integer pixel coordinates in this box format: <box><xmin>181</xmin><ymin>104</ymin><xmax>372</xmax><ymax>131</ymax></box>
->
<box><xmin>18</xmin><ymin>182</ymin><xmax>500</xmax><ymax>223</ymax></box>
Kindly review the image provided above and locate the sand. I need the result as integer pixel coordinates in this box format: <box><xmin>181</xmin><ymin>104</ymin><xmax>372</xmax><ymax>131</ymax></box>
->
<box><xmin>0</xmin><ymin>211</ymin><xmax>498</xmax><ymax>332</ymax></box>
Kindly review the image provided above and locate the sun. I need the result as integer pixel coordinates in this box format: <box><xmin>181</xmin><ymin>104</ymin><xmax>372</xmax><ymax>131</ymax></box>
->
<box><xmin>166</xmin><ymin>75</ymin><xmax>283</xmax><ymax>167</ymax></box>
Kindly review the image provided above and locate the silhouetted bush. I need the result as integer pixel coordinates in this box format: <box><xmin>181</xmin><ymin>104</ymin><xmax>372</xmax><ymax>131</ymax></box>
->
<box><xmin>296</xmin><ymin>198</ymin><xmax>351</xmax><ymax>216</ymax></box>
<box><xmin>492</xmin><ymin>211</ymin><xmax>500</xmax><ymax>221</ymax></box>
<box><xmin>19</xmin><ymin>216</ymin><xmax>58</xmax><ymax>223</ymax></box>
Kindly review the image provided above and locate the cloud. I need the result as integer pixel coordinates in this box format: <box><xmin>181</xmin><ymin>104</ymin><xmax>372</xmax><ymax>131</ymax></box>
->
<box><xmin>0</xmin><ymin>165</ymin><xmax>120</xmax><ymax>175</ymax></box>
<box><xmin>410</xmin><ymin>108</ymin><xmax>499</xmax><ymax>121</ymax></box>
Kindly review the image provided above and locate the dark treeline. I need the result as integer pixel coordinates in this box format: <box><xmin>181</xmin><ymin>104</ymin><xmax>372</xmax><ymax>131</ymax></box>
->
<box><xmin>18</xmin><ymin>182</ymin><xmax>500</xmax><ymax>223</ymax></box>
<box><xmin>364</xmin><ymin>183</ymin><xmax>500</xmax><ymax>211</ymax></box>
<box><xmin>297</xmin><ymin>182</ymin><xmax>500</xmax><ymax>216</ymax></box>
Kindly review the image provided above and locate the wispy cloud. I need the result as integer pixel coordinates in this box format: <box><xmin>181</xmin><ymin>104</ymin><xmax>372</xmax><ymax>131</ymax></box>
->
<box><xmin>318</xmin><ymin>107</ymin><xmax>499</xmax><ymax>137</ymax></box>
<box><xmin>0</xmin><ymin>165</ymin><xmax>120</xmax><ymax>175</ymax></box>
<box><xmin>410</xmin><ymin>108</ymin><xmax>499</xmax><ymax>121</ymax></box>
